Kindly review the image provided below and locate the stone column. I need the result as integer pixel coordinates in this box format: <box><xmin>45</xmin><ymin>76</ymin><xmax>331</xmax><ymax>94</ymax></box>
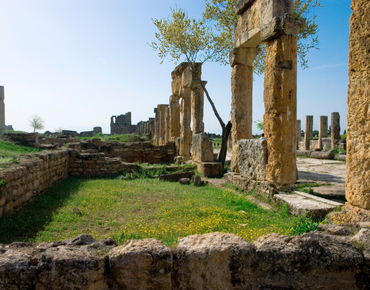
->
<box><xmin>263</xmin><ymin>33</ymin><xmax>298</xmax><ymax>187</ymax></box>
<box><xmin>304</xmin><ymin>116</ymin><xmax>313</xmax><ymax>150</ymax></box>
<box><xmin>189</xmin><ymin>63</ymin><xmax>205</xmax><ymax>134</ymax></box>
<box><xmin>179</xmin><ymin>88</ymin><xmax>192</xmax><ymax>160</ymax></box>
<box><xmin>319</xmin><ymin>116</ymin><xmax>328</xmax><ymax>150</ymax></box>
<box><xmin>191</xmin><ymin>82</ymin><xmax>205</xmax><ymax>134</ymax></box>
<box><xmin>230</xmin><ymin>47</ymin><xmax>259</xmax><ymax>172</ymax></box>
<box><xmin>0</xmin><ymin>86</ymin><xmax>4</xmax><ymax>134</ymax></box>
<box><xmin>157</xmin><ymin>105</ymin><xmax>168</xmax><ymax>145</ymax></box>
<box><xmin>296</xmin><ymin>120</ymin><xmax>301</xmax><ymax>149</ymax></box>
<box><xmin>154</xmin><ymin>108</ymin><xmax>159</xmax><ymax>145</ymax></box>
<box><xmin>331</xmin><ymin>112</ymin><xmax>340</xmax><ymax>149</ymax></box>
<box><xmin>169</xmin><ymin>94</ymin><xmax>181</xmax><ymax>141</ymax></box>
<box><xmin>165</xmin><ymin>106</ymin><xmax>170</xmax><ymax>143</ymax></box>
<box><xmin>346</xmin><ymin>0</ymin><xmax>370</xmax><ymax>215</ymax></box>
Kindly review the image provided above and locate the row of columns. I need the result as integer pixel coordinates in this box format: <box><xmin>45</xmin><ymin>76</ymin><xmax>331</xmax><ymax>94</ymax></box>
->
<box><xmin>152</xmin><ymin>63</ymin><xmax>205</xmax><ymax>161</ymax></box>
<box><xmin>299</xmin><ymin>112</ymin><xmax>341</xmax><ymax>150</ymax></box>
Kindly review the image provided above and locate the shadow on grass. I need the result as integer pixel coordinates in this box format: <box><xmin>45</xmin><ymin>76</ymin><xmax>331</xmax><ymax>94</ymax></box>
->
<box><xmin>0</xmin><ymin>176</ymin><xmax>84</xmax><ymax>244</ymax></box>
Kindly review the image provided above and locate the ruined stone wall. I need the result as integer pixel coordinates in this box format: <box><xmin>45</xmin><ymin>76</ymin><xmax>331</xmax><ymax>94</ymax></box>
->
<box><xmin>68</xmin><ymin>153</ymin><xmax>139</xmax><ymax>177</ymax></box>
<box><xmin>0</xmin><ymin>141</ymin><xmax>175</xmax><ymax>217</ymax></box>
<box><xmin>0</xmin><ymin>150</ymin><xmax>71</xmax><ymax>216</ymax></box>
<box><xmin>0</xmin><ymin>231</ymin><xmax>369</xmax><ymax>289</ymax></box>
<box><xmin>110</xmin><ymin>112</ymin><xmax>133</xmax><ymax>134</ymax></box>
<box><xmin>5</xmin><ymin>132</ymin><xmax>39</xmax><ymax>147</ymax></box>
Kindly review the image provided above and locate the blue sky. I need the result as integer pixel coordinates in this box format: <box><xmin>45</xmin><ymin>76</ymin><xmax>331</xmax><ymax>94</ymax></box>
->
<box><xmin>0</xmin><ymin>0</ymin><xmax>351</xmax><ymax>134</ymax></box>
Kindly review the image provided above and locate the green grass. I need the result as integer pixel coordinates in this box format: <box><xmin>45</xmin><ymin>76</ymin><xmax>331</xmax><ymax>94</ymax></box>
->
<box><xmin>0</xmin><ymin>139</ymin><xmax>40</xmax><ymax>163</ymax></box>
<box><xmin>0</xmin><ymin>177</ymin><xmax>322</xmax><ymax>245</ymax></box>
<box><xmin>78</xmin><ymin>133</ymin><xmax>150</xmax><ymax>143</ymax></box>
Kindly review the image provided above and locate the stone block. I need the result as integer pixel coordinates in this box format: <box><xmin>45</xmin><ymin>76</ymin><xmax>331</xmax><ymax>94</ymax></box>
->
<box><xmin>109</xmin><ymin>239</ymin><xmax>172</xmax><ymax>290</ymax></box>
<box><xmin>196</xmin><ymin>162</ymin><xmax>223</xmax><ymax>177</ymax></box>
<box><xmin>237</xmin><ymin>139</ymin><xmax>267</xmax><ymax>181</ymax></box>
<box><xmin>274</xmin><ymin>191</ymin><xmax>343</xmax><ymax>218</ymax></box>
<box><xmin>173</xmin><ymin>232</ymin><xmax>255</xmax><ymax>289</ymax></box>
<box><xmin>191</xmin><ymin>133</ymin><xmax>214</xmax><ymax>163</ymax></box>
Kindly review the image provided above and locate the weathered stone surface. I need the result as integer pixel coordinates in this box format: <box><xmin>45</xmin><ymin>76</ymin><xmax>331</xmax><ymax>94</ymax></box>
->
<box><xmin>331</xmin><ymin>112</ymin><xmax>341</xmax><ymax>149</ymax></box>
<box><xmin>169</xmin><ymin>94</ymin><xmax>181</xmax><ymax>142</ymax></box>
<box><xmin>196</xmin><ymin>162</ymin><xmax>223</xmax><ymax>177</ymax></box>
<box><xmin>109</xmin><ymin>239</ymin><xmax>172</xmax><ymax>290</ymax></box>
<box><xmin>304</xmin><ymin>115</ymin><xmax>313</xmax><ymax>150</ymax></box>
<box><xmin>191</xmin><ymin>174</ymin><xmax>201</xmax><ymax>186</ymax></box>
<box><xmin>274</xmin><ymin>191</ymin><xmax>343</xmax><ymax>218</ymax></box>
<box><xmin>159</xmin><ymin>171</ymin><xmax>195</xmax><ymax>182</ymax></box>
<box><xmin>230</xmin><ymin>47</ymin><xmax>259</xmax><ymax>172</ymax></box>
<box><xmin>179</xmin><ymin>88</ymin><xmax>191</xmax><ymax>160</ymax></box>
<box><xmin>319</xmin><ymin>115</ymin><xmax>328</xmax><ymax>149</ymax></box>
<box><xmin>237</xmin><ymin>139</ymin><xmax>267</xmax><ymax>181</ymax></box>
<box><xmin>191</xmin><ymin>133</ymin><xmax>214</xmax><ymax>163</ymax></box>
<box><xmin>296</xmin><ymin>119</ymin><xmax>301</xmax><ymax>148</ymax></box>
<box><xmin>251</xmin><ymin>231</ymin><xmax>364</xmax><ymax>289</ymax></box>
<box><xmin>318</xmin><ymin>224</ymin><xmax>352</xmax><ymax>236</ymax></box>
<box><xmin>310</xmin><ymin>150</ymin><xmax>335</xmax><ymax>160</ymax></box>
<box><xmin>172</xmin><ymin>232</ymin><xmax>255</xmax><ymax>290</ymax></box>
<box><xmin>179</xmin><ymin>178</ymin><xmax>190</xmax><ymax>185</ymax></box>
<box><xmin>0</xmin><ymin>235</ymin><xmax>112</xmax><ymax>290</ymax></box>
<box><xmin>1</xmin><ymin>232</ymin><xmax>370</xmax><ymax>289</ymax></box>
<box><xmin>346</xmin><ymin>0</ymin><xmax>370</xmax><ymax>212</ymax></box>
<box><xmin>263</xmin><ymin>33</ymin><xmax>297</xmax><ymax>186</ymax></box>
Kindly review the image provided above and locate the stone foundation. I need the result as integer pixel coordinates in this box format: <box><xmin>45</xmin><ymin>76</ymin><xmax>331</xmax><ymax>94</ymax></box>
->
<box><xmin>0</xmin><ymin>231</ymin><xmax>368</xmax><ymax>289</ymax></box>
<box><xmin>0</xmin><ymin>150</ymin><xmax>71</xmax><ymax>216</ymax></box>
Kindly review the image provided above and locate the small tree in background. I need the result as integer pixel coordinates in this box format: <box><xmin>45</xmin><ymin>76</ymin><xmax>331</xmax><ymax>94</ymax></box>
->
<box><xmin>29</xmin><ymin>115</ymin><xmax>45</xmax><ymax>132</ymax></box>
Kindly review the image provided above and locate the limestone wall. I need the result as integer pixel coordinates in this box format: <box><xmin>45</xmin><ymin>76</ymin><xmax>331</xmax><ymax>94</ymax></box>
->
<box><xmin>68</xmin><ymin>153</ymin><xmax>139</xmax><ymax>177</ymax></box>
<box><xmin>0</xmin><ymin>150</ymin><xmax>71</xmax><ymax>216</ymax></box>
<box><xmin>0</xmin><ymin>141</ymin><xmax>175</xmax><ymax>217</ymax></box>
<box><xmin>5</xmin><ymin>132</ymin><xmax>39</xmax><ymax>147</ymax></box>
<box><xmin>0</xmin><ymin>231</ymin><xmax>369</xmax><ymax>289</ymax></box>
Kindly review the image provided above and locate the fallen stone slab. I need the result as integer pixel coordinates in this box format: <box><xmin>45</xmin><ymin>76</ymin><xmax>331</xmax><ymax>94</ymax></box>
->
<box><xmin>274</xmin><ymin>191</ymin><xmax>343</xmax><ymax>218</ymax></box>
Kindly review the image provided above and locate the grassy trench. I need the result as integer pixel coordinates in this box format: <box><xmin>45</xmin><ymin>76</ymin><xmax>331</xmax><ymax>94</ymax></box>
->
<box><xmin>0</xmin><ymin>176</ymin><xmax>322</xmax><ymax>245</ymax></box>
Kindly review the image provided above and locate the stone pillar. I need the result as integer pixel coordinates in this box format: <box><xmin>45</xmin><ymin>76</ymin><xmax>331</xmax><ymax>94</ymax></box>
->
<box><xmin>157</xmin><ymin>104</ymin><xmax>168</xmax><ymax>145</ymax></box>
<box><xmin>169</xmin><ymin>94</ymin><xmax>181</xmax><ymax>141</ymax></box>
<box><xmin>296</xmin><ymin>120</ymin><xmax>301</xmax><ymax>149</ymax></box>
<box><xmin>263</xmin><ymin>33</ymin><xmax>298</xmax><ymax>187</ymax></box>
<box><xmin>191</xmin><ymin>83</ymin><xmax>205</xmax><ymax>134</ymax></box>
<box><xmin>304</xmin><ymin>116</ymin><xmax>313</xmax><ymax>150</ymax></box>
<box><xmin>190</xmin><ymin>63</ymin><xmax>205</xmax><ymax>134</ymax></box>
<box><xmin>346</xmin><ymin>0</ymin><xmax>370</xmax><ymax>215</ymax></box>
<box><xmin>0</xmin><ymin>86</ymin><xmax>5</xmax><ymax>134</ymax></box>
<box><xmin>165</xmin><ymin>106</ymin><xmax>170</xmax><ymax>142</ymax></box>
<box><xmin>179</xmin><ymin>88</ymin><xmax>192</xmax><ymax>160</ymax></box>
<box><xmin>154</xmin><ymin>108</ymin><xmax>159</xmax><ymax>145</ymax></box>
<box><xmin>318</xmin><ymin>116</ymin><xmax>328</xmax><ymax>150</ymax></box>
<box><xmin>230</xmin><ymin>47</ymin><xmax>259</xmax><ymax>172</ymax></box>
<box><xmin>331</xmin><ymin>112</ymin><xmax>340</xmax><ymax>149</ymax></box>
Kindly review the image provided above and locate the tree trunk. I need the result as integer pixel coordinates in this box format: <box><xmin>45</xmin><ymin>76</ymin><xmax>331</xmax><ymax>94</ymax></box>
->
<box><xmin>190</xmin><ymin>63</ymin><xmax>232</xmax><ymax>170</ymax></box>
<box><xmin>218</xmin><ymin>121</ymin><xmax>232</xmax><ymax>168</ymax></box>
